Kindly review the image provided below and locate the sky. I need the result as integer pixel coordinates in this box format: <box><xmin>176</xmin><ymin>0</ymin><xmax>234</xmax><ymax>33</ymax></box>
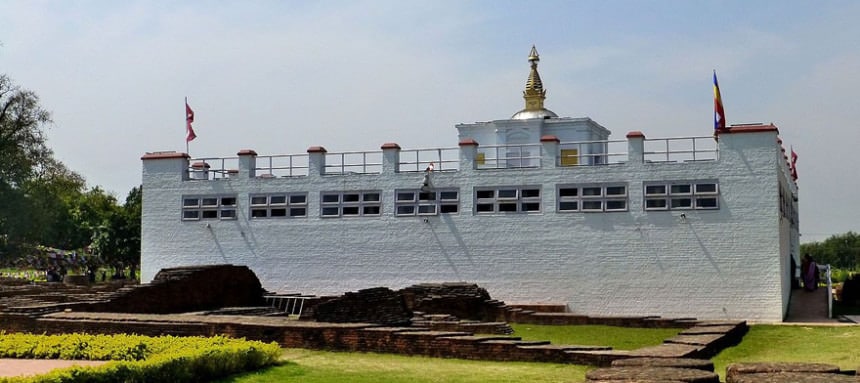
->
<box><xmin>1</xmin><ymin>1</ymin><xmax>858</xmax><ymax>243</ymax></box>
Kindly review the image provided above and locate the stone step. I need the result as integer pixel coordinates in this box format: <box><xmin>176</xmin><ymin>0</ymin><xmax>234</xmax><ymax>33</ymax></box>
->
<box><xmin>585</xmin><ymin>366</ymin><xmax>720</xmax><ymax>383</ymax></box>
<box><xmin>611</xmin><ymin>357</ymin><xmax>714</xmax><ymax>371</ymax></box>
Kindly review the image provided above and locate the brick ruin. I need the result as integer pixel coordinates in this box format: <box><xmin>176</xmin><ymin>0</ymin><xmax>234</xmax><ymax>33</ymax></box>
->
<box><xmin>0</xmin><ymin>264</ymin><xmax>753</xmax><ymax>367</ymax></box>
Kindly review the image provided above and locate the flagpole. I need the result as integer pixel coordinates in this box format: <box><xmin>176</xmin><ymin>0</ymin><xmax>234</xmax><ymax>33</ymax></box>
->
<box><xmin>185</xmin><ymin>97</ymin><xmax>190</xmax><ymax>157</ymax></box>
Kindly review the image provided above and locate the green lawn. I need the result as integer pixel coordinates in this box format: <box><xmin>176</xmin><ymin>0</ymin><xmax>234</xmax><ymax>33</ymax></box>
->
<box><xmin>712</xmin><ymin>325</ymin><xmax>860</xmax><ymax>377</ymax></box>
<box><xmin>218</xmin><ymin>324</ymin><xmax>860</xmax><ymax>383</ymax></box>
<box><xmin>217</xmin><ymin>349</ymin><xmax>590</xmax><ymax>383</ymax></box>
<box><xmin>216</xmin><ymin>324</ymin><xmax>678</xmax><ymax>383</ymax></box>
<box><xmin>510</xmin><ymin>323</ymin><xmax>681</xmax><ymax>350</ymax></box>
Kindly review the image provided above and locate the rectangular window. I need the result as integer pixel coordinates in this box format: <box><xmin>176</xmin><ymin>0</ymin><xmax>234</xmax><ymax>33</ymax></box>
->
<box><xmin>645</xmin><ymin>181</ymin><xmax>719</xmax><ymax>211</ymax></box>
<box><xmin>395</xmin><ymin>188</ymin><xmax>460</xmax><ymax>216</ymax></box>
<box><xmin>670</xmin><ymin>184</ymin><xmax>691</xmax><ymax>195</ymax></box>
<box><xmin>320</xmin><ymin>190</ymin><xmax>382</xmax><ymax>218</ymax></box>
<box><xmin>271</xmin><ymin>208</ymin><xmax>287</xmax><ymax>217</ymax></box>
<box><xmin>557</xmin><ymin>184</ymin><xmax>628</xmax><ymax>213</ymax></box>
<box><xmin>582</xmin><ymin>187</ymin><xmax>602</xmax><ymax>197</ymax></box>
<box><xmin>248</xmin><ymin>192</ymin><xmax>308</xmax><ymax>219</ymax></box>
<box><xmin>182</xmin><ymin>194</ymin><xmax>238</xmax><ymax>221</ymax></box>
<box><xmin>582</xmin><ymin>200</ymin><xmax>603</xmax><ymax>211</ymax></box>
<box><xmin>473</xmin><ymin>186</ymin><xmax>541</xmax><ymax>214</ymax></box>
<box><xmin>476</xmin><ymin>190</ymin><xmax>494</xmax><ymax>200</ymax></box>
<box><xmin>497</xmin><ymin>189</ymin><xmax>518</xmax><ymax>199</ymax></box>
<box><xmin>644</xmin><ymin>185</ymin><xmax>666</xmax><ymax>196</ymax></box>
<box><xmin>270</xmin><ymin>195</ymin><xmax>287</xmax><ymax>205</ymax></box>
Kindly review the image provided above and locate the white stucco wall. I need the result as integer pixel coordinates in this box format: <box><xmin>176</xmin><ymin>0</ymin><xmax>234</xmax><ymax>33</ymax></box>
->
<box><xmin>141</xmin><ymin>127</ymin><xmax>793</xmax><ymax>322</ymax></box>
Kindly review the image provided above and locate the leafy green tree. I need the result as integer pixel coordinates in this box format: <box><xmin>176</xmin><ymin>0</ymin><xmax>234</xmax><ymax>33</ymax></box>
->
<box><xmin>801</xmin><ymin>231</ymin><xmax>860</xmax><ymax>269</ymax></box>
<box><xmin>0</xmin><ymin>74</ymin><xmax>54</xmax><ymax>258</ymax></box>
<box><xmin>18</xmin><ymin>158</ymin><xmax>87</xmax><ymax>249</ymax></box>
<box><xmin>90</xmin><ymin>186</ymin><xmax>141</xmax><ymax>272</ymax></box>
<box><xmin>0</xmin><ymin>75</ymin><xmax>139</xmax><ymax>272</ymax></box>
<box><xmin>0</xmin><ymin>74</ymin><xmax>52</xmax><ymax>187</ymax></box>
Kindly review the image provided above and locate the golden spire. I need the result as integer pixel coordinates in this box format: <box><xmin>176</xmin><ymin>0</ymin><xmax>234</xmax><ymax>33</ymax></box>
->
<box><xmin>523</xmin><ymin>45</ymin><xmax>546</xmax><ymax>111</ymax></box>
<box><xmin>511</xmin><ymin>45</ymin><xmax>557</xmax><ymax>119</ymax></box>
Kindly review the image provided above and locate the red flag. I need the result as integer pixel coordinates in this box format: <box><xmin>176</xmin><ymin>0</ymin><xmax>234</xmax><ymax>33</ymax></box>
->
<box><xmin>790</xmin><ymin>147</ymin><xmax>798</xmax><ymax>180</ymax></box>
<box><xmin>185</xmin><ymin>101</ymin><xmax>197</xmax><ymax>142</ymax></box>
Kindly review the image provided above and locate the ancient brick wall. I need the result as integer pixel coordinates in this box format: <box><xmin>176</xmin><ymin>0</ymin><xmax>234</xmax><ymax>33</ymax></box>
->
<box><xmin>80</xmin><ymin>265</ymin><xmax>266</xmax><ymax>314</ymax></box>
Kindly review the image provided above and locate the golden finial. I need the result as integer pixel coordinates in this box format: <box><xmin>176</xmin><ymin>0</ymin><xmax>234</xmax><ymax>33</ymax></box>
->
<box><xmin>523</xmin><ymin>45</ymin><xmax>546</xmax><ymax>111</ymax></box>
<box><xmin>528</xmin><ymin>45</ymin><xmax>540</xmax><ymax>63</ymax></box>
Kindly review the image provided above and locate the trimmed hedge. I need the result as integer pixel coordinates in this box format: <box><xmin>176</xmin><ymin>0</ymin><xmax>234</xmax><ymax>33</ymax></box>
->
<box><xmin>0</xmin><ymin>333</ymin><xmax>282</xmax><ymax>382</ymax></box>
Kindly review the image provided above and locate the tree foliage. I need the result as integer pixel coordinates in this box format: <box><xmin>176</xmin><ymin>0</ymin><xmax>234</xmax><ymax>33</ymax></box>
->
<box><xmin>90</xmin><ymin>186</ymin><xmax>141</xmax><ymax>268</ymax></box>
<box><xmin>0</xmin><ymin>74</ymin><xmax>52</xmax><ymax>187</ymax></box>
<box><xmin>0</xmin><ymin>74</ymin><xmax>141</xmax><ymax>271</ymax></box>
<box><xmin>800</xmin><ymin>231</ymin><xmax>860</xmax><ymax>269</ymax></box>
<box><xmin>0</xmin><ymin>74</ymin><xmax>55</xmax><ymax>256</ymax></box>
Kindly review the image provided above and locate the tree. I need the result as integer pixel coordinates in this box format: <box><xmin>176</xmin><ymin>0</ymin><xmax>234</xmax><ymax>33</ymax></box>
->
<box><xmin>0</xmin><ymin>75</ymin><xmax>52</xmax><ymax>188</ymax></box>
<box><xmin>0</xmin><ymin>75</ymin><xmax>54</xmax><ymax>259</ymax></box>
<box><xmin>0</xmin><ymin>75</ymin><xmax>139</xmax><ymax>272</ymax></box>
<box><xmin>90</xmin><ymin>186</ymin><xmax>141</xmax><ymax>272</ymax></box>
<box><xmin>801</xmin><ymin>231</ymin><xmax>860</xmax><ymax>269</ymax></box>
<box><xmin>18</xmin><ymin>158</ymin><xmax>88</xmax><ymax>249</ymax></box>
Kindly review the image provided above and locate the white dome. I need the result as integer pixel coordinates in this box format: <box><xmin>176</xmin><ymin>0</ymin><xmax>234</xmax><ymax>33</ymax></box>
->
<box><xmin>511</xmin><ymin>108</ymin><xmax>558</xmax><ymax>120</ymax></box>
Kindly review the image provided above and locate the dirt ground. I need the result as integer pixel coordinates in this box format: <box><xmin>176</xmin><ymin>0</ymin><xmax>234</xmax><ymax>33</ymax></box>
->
<box><xmin>0</xmin><ymin>358</ymin><xmax>108</xmax><ymax>378</ymax></box>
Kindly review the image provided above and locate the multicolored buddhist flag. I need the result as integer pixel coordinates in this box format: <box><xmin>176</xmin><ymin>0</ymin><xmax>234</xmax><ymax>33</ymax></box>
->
<box><xmin>713</xmin><ymin>71</ymin><xmax>726</xmax><ymax>130</ymax></box>
<box><xmin>185</xmin><ymin>99</ymin><xmax>197</xmax><ymax>142</ymax></box>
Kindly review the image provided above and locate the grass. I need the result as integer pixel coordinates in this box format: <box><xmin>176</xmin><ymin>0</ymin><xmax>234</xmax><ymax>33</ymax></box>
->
<box><xmin>712</xmin><ymin>324</ymin><xmax>860</xmax><ymax>378</ymax></box>
<box><xmin>218</xmin><ymin>324</ymin><xmax>860</xmax><ymax>383</ymax></box>
<box><xmin>217</xmin><ymin>324</ymin><xmax>679</xmax><ymax>383</ymax></box>
<box><xmin>216</xmin><ymin>349</ymin><xmax>590</xmax><ymax>383</ymax></box>
<box><xmin>509</xmin><ymin>323</ymin><xmax>681</xmax><ymax>350</ymax></box>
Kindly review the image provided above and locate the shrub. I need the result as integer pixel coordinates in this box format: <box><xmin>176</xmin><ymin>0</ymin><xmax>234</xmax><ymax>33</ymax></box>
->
<box><xmin>842</xmin><ymin>273</ymin><xmax>860</xmax><ymax>305</ymax></box>
<box><xmin>0</xmin><ymin>333</ymin><xmax>282</xmax><ymax>383</ymax></box>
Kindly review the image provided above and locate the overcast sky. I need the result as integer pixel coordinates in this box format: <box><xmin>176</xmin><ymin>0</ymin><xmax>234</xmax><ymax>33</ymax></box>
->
<box><xmin>1</xmin><ymin>1</ymin><xmax>858</xmax><ymax>242</ymax></box>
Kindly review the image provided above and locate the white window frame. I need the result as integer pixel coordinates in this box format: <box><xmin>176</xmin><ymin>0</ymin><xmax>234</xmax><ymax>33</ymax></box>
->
<box><xmin>249</xmin><ymin>192</ymin><xmax>308</xmax><ymax>219</ymax></box>
<box><xmin>181</xmin><ymin>195</ymin><xmax>238</xmax><ymax>221</ymax></box>
<box><xmin>320</xmin><ymin>190</ymin><xmax>382</xmax><ymax>218</ymax></box>
<box><xmin>557</xmin><ymin>184</ymin><xmax>628</xmax><ymax>213</ymax></box>
<box><xmin>474</xmin><ymin>186</ymin><xmax>541</xmax><ymax>214</ymax></box>
<box><xmin>644</xmin><ymin>180</ymin><xmax>720</xmax><ymax>211</ymax></box>
<box><xmin>395</xmin><ymin>188</ymin><xmax>460</xmax><ymax>216</ymax></box>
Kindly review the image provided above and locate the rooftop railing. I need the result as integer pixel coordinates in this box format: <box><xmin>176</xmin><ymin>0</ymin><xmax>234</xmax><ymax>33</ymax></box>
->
<box><xmin>188</xmin><ymin>157</ymin><xmax>240</xmax><ymax>180</ymax></box>
<box><xmin>399</xmin><ymin>147</ymin><xmax>460</xmax><ymax>172</ymax></box>
<box><xmin>644</xmin><ymin>136</ymin><xmax>718</xmax><ymax>163</ymax></box>
<box><xmin>255</xmin><ymin>154</ymin><xmax>309</xmax><ymax>178</ymax></box>
<box><xmin>185</xmin><ymin>135</ymin><xmax>720</xmax><ymax>181</ymax></box>
<box><xmin>324</xmin><ymin>150</ymin><xmax>383</xmax><ymax>175</ymax></box>
<box><xmin>477</xmin><ymin>144</ymin><xmax>543</xmax><ymax>169</ymax></box>
<box><xmin>558</xmin><ymin>139</ymin><xmax>628</xmax><ymax>166</ymax></box>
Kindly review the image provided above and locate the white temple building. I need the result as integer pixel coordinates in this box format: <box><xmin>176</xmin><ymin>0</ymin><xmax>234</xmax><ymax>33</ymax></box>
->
<box><xmin>141</xmin><ymin>47</ymin><xmax>800</xmax><ymax>322</ymax></box>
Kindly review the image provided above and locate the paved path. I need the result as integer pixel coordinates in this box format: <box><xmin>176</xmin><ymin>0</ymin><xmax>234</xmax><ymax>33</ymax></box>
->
<box><xmin>784</xmin><ymin>286</ymin><xmax>844</xmax><ymax>324</ymax></box>
<box><xmin>0</xmin><ymin>359</ymin><xmax>107</xmax><ymax>377</ymax></box>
